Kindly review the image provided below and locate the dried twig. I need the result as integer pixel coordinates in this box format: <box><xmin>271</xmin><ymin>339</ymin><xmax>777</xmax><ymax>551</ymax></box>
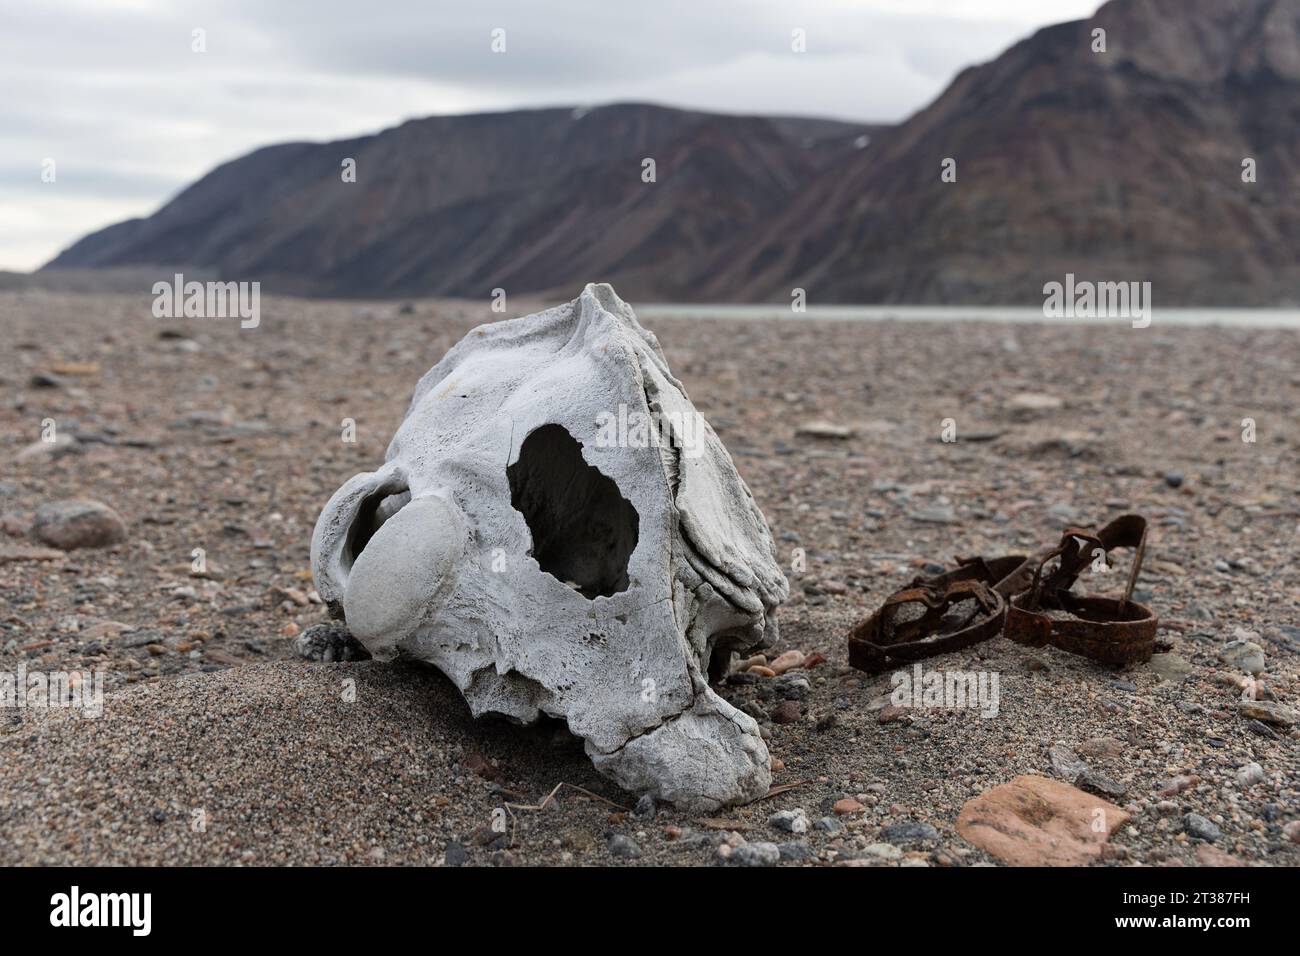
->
<box><xmin>500</xmin><ymin>782</ymin><xmax>630</xmax><ymax>846</ymax></box>
<box><xmin>748</xmin><ymin>778</ymin><xmax>814</xmax><ymax>804</ymax></box>
<box><xmin>697</xmin><ymin>817</ymin><xmax>751</xmax><ymax>831</ymax></box>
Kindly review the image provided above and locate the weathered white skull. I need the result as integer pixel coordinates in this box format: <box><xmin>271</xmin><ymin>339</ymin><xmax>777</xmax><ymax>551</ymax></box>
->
<box><xmin>311</xmin><ymin>283</ymin><xmax>787</xmax><ymax>810</ymax></box>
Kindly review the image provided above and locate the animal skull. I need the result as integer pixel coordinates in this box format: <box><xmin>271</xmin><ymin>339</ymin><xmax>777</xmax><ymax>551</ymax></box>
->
<box><xmin>311</xmin><ymin>283</ymin><xmax>788</xmax><ymax>810</ymax></box>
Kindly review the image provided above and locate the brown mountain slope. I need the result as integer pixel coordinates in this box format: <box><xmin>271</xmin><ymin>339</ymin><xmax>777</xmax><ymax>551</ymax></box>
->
<box><xmin>43</xmin><ymin>104</ymin><xmax>874</xmax><ymax>301</ymax></box>
<box><xmin>43</xmin><ymin>0</ymin><xmax>1299</xmax><ymax>305</ymax></box>
<box><xmin>706</xmin><ymin>0</ymin><xmax>1300</xmax><ymax>305</ymax></box>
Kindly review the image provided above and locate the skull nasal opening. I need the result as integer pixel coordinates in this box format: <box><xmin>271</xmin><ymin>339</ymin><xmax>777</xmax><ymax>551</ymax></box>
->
<box><xmin>344</xmin><ymin>485</ymin><xmax>411</xmax><ymax>570</ymax></box>
<box><xmin>508</xmin><ymin>424</ymin><xmax>639</xmax><ymax>599</ymax></box>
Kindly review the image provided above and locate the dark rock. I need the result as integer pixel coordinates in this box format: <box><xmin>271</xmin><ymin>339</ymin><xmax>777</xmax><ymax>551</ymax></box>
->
<box><xmin>770</xmin><ymin>700</ymin><xmax>802</xmax><ymax>724</ymax></box>
<box><xmin>774</xmin><ymin>674</ymin><xmax>811</xmax><ymax>700</ymax></box>
<box><xmin>777</xmin><ymin>841</ymin><xmax>813</xmax><ymax>862</ymax></box>
<box><xmin>729</xmin><ymin>842</ymin><xmax>780</xmax><ymax>866</ymax></box>
<box><xmin>880</xmin><ymin>821</ymin><xmax>939</xmax><ymax>844</ymax></box>
<box><xmin>294</xmin><ymin>622</ymin><xmax>371</xmax><ymax>663</ymax></box>
<box><xmin>1075</xmin><ymin>769</ymin><xmax>1127</xmax><ymax>800</ymax></box>
<box><xmin>1183</xmin><ymin>813</ymin><xmax>1221</xmax><ymax>842</ymax></box>
<box><xmin>444</xmin><ymin>841</ymin><xmax>469</xmax><ymax>867</ymax></box>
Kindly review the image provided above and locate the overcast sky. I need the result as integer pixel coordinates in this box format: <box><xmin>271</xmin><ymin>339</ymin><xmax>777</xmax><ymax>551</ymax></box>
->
<box><xmin>0</xmin><ymin>0</ymin><xmax>1100</xmax><ymax>272</ymax></box>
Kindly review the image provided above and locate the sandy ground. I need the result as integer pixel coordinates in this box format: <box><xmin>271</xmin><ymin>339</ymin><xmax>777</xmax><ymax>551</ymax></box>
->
<box><xmin>1</xmin><ymin>289</ymin><xmax>1297</xmax><ymax>866</ymax></box>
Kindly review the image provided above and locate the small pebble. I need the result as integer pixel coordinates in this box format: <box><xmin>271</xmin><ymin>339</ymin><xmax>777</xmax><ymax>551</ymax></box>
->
<box><xmin>1183</xmin><ymin>813</ymin><xmax>1221</xmax><ymax>843</ymax></box>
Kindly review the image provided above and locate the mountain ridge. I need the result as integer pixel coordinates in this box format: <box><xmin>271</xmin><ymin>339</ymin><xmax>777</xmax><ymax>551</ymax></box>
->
<box><xmin>44</xmin><ymin>0</ymin><xmax>1300</xmax><ymax>305</ymax></box>
<box><xmin>46</xmin><ymin>103</ymin><xmax>880</xmax><ymax>301</ymax></box>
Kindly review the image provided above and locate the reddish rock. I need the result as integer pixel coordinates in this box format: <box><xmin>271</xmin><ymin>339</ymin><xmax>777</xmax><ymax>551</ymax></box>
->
<box><xmin>956</xmin><ymin>775</ymin><xmax>1130</xmax><ymax>866</ymax></box>
<box><xmin>78</xmin><ymin>621</ymin><xmax>132</xmax><ymax>641</ymax></box>
<box><xmin>1077</xmin><ymin>736</ymin><xmax>1124</xmax><ymax>759</ymax></box>
<box><xmin>769</xmin><ymin>650</ymin><xmax>805</xmax><ymax>675</ymax></box>
<box><xmin>1195</xmin><ymin>845</ymin><xmax>1242</xmax><ymax>867</ymax></box>
<box><xmin>770</xmin><ymin>700</ymin><xmax>801</xmax><ymax>724</ymax></box>
<box><xmin>833</xmin><ymin>798</ymin><xmax>864</xmax><ymax>815</ymax></box>
<box><xmin>878</xmin><ymin>704</ymin><xmax>909</xmax><ymax>724</ymax></box>
<box><xmin>1157</xmin><ymin>774</ymin><xmax>1201</xmax><ymax>797</ymax></box>
<box><xmin>464</xmin><ymin>750</ymin><xmax>508</xmax><ymax>784</ymax></box>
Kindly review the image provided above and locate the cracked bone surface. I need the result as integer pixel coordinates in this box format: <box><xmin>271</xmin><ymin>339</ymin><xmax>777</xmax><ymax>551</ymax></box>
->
<box><xmin>311</xmin><ymin>283</ymin><xmax>788</xmax><ymax>810</ymax></box>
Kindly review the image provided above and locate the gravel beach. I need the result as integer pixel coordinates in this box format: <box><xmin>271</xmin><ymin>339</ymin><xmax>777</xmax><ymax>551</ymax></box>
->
<box><xmin>1</xmin><ymin>289</ymin><xmax>1297</xmax><ymax>866</ymax></box>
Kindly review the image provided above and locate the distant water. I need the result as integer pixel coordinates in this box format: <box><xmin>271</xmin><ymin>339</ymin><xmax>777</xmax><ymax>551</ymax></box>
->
<box><xmin>638</xmin><ymin>304</ymin><xmax>1300</xmax><ymax>329</ymax></box>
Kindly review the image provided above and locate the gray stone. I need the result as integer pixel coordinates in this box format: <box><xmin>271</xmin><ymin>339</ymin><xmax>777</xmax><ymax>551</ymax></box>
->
<box><xmin>908</xmin><ymin>506</ymin><xmax>958</xmax><ymax>524</ymax></box>
<box><xmin>31</xmin><ymin>499</ymin><xmax>126</xmax><ymax>550</ymax></box>
<box><xmin>1238</xmin><ymin>700</ymin><xmax>1295</xmax><ymax>727</ymax></box>
<box><xmin>15</xmin><ymin>434</ymin><xmax>80</xmax><ymax>463</ymax></box>
<box><xmin>1048</xmin><ymin>744</ymin><xmax>1088</xmax><ymax>780</ymax></box>
<box><xmin>311</xmin><ymin>284</ymin><xmax>786</xmax><ymax>812</ymax></box>
<box><xmin>1235</xmin><ymin>762</ymin><xmax>1265</xmax><ymax>787</ymax></box>
<box><xmin>861</xmin><ymin>842</ymin><xmax>904</xmax><ymax>861</ymax></box>
<box><xmin>607</xmin><ymin>833</ymin><xmax>641</xmax><ymax>859</ymax></box>
<box><xmin>1183</xmin><ymin>813</ymin><xmax>1221</xmax><ymax>842</ymax></box>
<box><xmin>443</xmin><ymin>841</ymin><xmax>469</xmax><ymax>867</ymax></box>
<box><xmin>880</xmin><ymin>821</ymin><xmax>939</xmax><ymax>844</ymax></box>
<box><xmin>729</xmin><ymin>841</ymin><xmax>781</xmax><ymax>866</ymax></box>
<box><xmin>769</xmin><ymin>808</ymin><xmax>809</xmax><ymax>834</ymax></box>
<box><xmin>777</xmin><ymin>841</ymin><xmax>813</xmax><ymax>862</ymax></box>
<box><xmin>1075</xmin><ymin>769</ymin><xmax>1126</xmax><ymax>800</ymax></box>
<box><xmin>1218</xmin><ymin>639</ymin><xmax>1265</xmax><ymax>675</ymax></box>
<box><xmin>1147</xmin><ymin>653</ymin><xmax>1194</xmax><ymax>683</ymax></box>
<box><xmin>773</xmin><ymin>674</ymin><xmax>811</xmax><ymax>700</ymax></box>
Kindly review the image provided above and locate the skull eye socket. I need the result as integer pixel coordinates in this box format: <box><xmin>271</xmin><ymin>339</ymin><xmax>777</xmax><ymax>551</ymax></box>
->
<box><xmin>508</xmin><ymin>424</ymin><xmax>639</xmax><ymax>599</ymax></box>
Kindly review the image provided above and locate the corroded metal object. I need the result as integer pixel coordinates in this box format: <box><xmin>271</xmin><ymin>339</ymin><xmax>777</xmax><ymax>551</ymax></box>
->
<box><xmin>848</xmin><ymin>515</ymin><xmax>1157</xmax><ymax>672</ymax></box>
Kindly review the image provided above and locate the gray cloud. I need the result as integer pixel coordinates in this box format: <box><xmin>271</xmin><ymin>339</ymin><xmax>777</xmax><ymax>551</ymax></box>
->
<box><xmin>1</xmin><ymin>0</ymin><xmax>1099</xmax><ymax>271</ymax></box>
